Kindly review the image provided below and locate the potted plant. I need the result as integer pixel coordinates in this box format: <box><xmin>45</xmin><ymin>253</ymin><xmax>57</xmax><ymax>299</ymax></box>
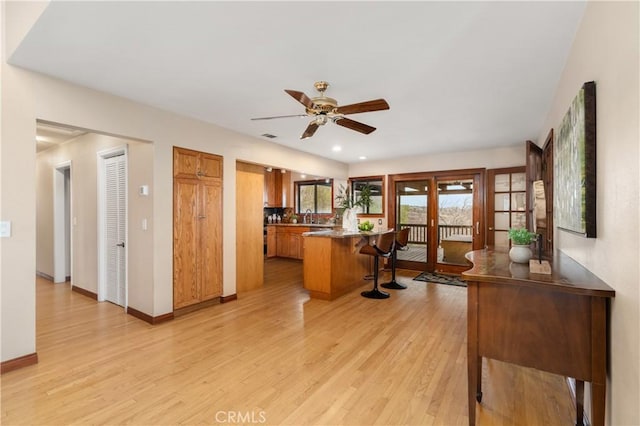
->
<box><xmin>508</xmin><ymin>228</ymin><xmax>537</xmax><ymax>263</ymax></box>
<box><xmin>355</xmin><ymin>182</ymin><xmax>374</xmax><ymax>214</ymax></box>
<box><xmin>290</xmin><ymin>214</ymin><xmax>298</xmax><ymax>224</ymax></box>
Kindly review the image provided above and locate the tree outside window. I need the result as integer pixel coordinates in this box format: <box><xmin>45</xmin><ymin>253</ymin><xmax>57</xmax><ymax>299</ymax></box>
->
<box><xmin>296</xmin><ymin>180</ymin><xmax>333</xmax><ymax>214</ymax></box>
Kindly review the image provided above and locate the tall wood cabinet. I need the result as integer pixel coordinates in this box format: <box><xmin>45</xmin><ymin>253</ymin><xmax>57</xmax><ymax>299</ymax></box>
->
<box><xmin>173</xmin><ymin>147</ymin><xmax>223</xmax><ymax>309</ymax></box>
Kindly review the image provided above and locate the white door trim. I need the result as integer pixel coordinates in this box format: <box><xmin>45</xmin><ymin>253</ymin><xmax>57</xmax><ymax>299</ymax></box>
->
<box><xmin>97</xmin><ymin>145</ymin><xmax>128</xmax><ymax>308</ymax></box>
<box><xmin>53</xmin><ymin>161</ymin><xmax>72</xmax><ymax>284</ymax></box>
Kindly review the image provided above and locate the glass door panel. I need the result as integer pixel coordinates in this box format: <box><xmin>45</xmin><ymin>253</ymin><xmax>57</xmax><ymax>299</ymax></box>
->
<box><xmin>396</xmin><ymin>180</ymin><xmax>429</xmax><ymax>266</ymax></box>
<box><xmin>436</xmin><ymin>178</ymin><xmax>474</xmax><ymax>267</ymax></box>
<box><xmin>487</xmin><ymin>167</ymin><xmax>527</xmax><ymax>249</ymax></box>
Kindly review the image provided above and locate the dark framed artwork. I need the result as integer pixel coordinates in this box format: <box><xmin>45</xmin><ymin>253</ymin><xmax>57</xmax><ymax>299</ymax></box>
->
<box><xmin>554</xmin><ymin>81</ymin><xmax>596</xmax><ymax>237</ymax></box>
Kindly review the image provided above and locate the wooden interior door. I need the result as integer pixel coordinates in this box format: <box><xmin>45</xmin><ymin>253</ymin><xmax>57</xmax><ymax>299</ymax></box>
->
<box><xmin>236</xmin><ymin>162</ymin><xmax>264</xmax><ymax>293</ymax></box>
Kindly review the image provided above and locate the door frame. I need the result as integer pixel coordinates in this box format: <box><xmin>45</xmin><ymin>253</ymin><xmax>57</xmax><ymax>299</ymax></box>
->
<box><xmin>53</xmin><ymin>161</ymin><xmax>72</xmax><ymax>284</ymax></box>
<box><xmin>97</xmin><ymin>145</ymin><xmax>128</xmax><ymax>307</ymax></box>
<box><xmin>388</xmin><ymin>168</ymin><xmax>485</xmax><ymax>273</ymax></box>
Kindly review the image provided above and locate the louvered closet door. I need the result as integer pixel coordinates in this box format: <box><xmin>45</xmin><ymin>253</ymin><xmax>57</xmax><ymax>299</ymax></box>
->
<box><xmin>105</xmin><ymin>154</ymin><xmax>127</xmax><ymax>306</ymax></box>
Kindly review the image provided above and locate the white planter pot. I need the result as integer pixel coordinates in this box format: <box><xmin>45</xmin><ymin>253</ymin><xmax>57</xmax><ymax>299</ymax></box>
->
<box><xmin>509</xmin><ymin>245</ymin><xmax>532</xmax><ymax>263</ymax></box>
<box><xmin>342</xmin><ymin>208</ymin><xmax>359</xmax><ymax>232</ymax></box>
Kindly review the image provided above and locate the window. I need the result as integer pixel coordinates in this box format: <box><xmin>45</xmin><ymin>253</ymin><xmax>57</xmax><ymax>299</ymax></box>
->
<box><xmin>349</xmin><ymin>176</ymin><xmax>384</xmax><ymax>216</ymax></box>
<box><xmin>296</xmin><ymin>180</ymin><xmax>333</xmax><ymax>214</ymax></box>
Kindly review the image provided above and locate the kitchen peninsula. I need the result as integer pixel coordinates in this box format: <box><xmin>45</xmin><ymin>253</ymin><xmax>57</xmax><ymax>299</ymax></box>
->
<box><xmin>302</xmin><ymin>229</ymin><xmax>393</xmax><ymax>300</ymax></box>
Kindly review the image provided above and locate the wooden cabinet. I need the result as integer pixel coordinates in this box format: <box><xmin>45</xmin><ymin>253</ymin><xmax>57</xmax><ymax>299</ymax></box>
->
<box><xmin>264</xmin><ymin>170</ymin><xmax>283</xmax><ymax>207</ymax></box>
<box><xmin>266</xmin><ymin>226</ymin><xmax>277</xmax><ymax>258</ymax></box>
<box><xmin>275</xmin><ymin>226</ymin><xmax>308</xmax><ymax>260</ymax></box>
<box><xmin>263</xmin><ymin>169</ymin><xmax>293</xmax><ymax>207</ymax></box>
<box><xmin>173</xmin><ymin>147</ymin><xmax>223</xmax><ymax>310</ymax></box>
<box><xmin>174</xmin><ymin>147</ymin><xmax>221</xmax><ymax>180</ymax></box>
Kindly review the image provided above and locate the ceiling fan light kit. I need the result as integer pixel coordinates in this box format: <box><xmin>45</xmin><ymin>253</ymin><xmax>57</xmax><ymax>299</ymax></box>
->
<box><xmin>252</xmin><ymin>81</ymin><xmax>389</xmax><ymax>140</ymax></box>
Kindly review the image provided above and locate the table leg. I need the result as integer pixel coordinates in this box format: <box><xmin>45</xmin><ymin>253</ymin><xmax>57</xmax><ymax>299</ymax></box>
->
<box><xmin>591</xmin><ymin>382</ymin><xmax>605</xmax><ymax>426</ymax></box>
<box><xmin>467</xmin><ymin>281</ymin><xmax>480</xmax><ymax>425</ymax></box>
<box><xmin>591</xmin><ymin>297</ymin><xmax>607</xmax><ymax>426</ymax></box>
<box><xmin>575</xmin><ymin>379</ymin><xmax>584</xmax><ymax>426</ymax></box>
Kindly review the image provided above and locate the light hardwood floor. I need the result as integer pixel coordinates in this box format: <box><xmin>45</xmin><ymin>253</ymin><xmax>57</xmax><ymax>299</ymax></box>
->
<box><xmin>1</xmin><ymin>259</ymin><xmax>576</xmax><ymax>425</ymax></box>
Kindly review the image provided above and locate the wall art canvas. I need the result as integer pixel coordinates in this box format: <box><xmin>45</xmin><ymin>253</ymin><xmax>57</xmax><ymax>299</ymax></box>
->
<box><xmin>554</xmin><ymin>81</ymin><xmax>596</xmax><ymax>237</ymax></box>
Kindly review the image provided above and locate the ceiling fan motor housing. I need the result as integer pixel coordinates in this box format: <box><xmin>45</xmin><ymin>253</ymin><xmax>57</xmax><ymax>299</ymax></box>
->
<box><xmin>306</xmin><ymin>96</ymin><xmax>337</xmax><ymax>115</ymax></box>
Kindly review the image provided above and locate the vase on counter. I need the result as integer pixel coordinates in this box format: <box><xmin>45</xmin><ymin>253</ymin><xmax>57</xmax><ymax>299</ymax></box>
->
<box><xmin>342</xmin><ymin>208</ymin><xmax>358</xmax><ymax>232</ymax></box>
<box><xmin>509</xmin><ymin>244</ymin><xmax>532</xmax><ymax>263</ymax></box>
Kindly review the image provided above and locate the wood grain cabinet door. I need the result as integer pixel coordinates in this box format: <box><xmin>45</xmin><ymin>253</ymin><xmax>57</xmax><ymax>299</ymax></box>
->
<box><xmin>264</xmin><ymin>170</ymin><xmax>283</xmax><ymax>207</ymax></box>
<box><xmin>174</xmin><ymin>147</ymin><xmax>199</xmax><ymax>179</ymax></box>
<box><xmin>199</xmin><ymin>180</ymin><xmax>223</xmax><ymax>300</ymax></box>
<box><xmin>199</xmin><ymin>153</ymin><xmax>222</xmax><ymax>180</ymax></box>
<box><xmin>173</xmin><ymin>179</ymin><xmax>200</xmax><ymax>308</ymax></box>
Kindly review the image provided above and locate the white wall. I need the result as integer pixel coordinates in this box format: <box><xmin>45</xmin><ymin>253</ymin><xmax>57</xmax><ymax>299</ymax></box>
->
<box><xmin>35</xmin><ymin>133</ymin><xmax>154</xmax><ymax>313</ymax></box>
<box><xmin>348</xmin><ymin>144</ymin><xmax>524</xmax><ymax>177</ymax></box>
<box><xmin>536</xmin><ymin>2</ymin><xmax>639</xmax><ymax>424</ymax></box>
<box><xmin>1</xmin><ymin>1</ymin><xmax>348</xmax><ymax>362</ymax></box>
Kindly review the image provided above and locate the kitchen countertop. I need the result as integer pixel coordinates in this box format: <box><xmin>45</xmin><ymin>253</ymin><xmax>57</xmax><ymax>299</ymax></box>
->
<box><xmin>302</xmin><ymin>229</ymin><xmax>393</xmax><ymax>238</ymax></box>
<box><xmin>266</xmin><ymin>223</ymin><xmax>337</xmax><ymax>228</ymax></box>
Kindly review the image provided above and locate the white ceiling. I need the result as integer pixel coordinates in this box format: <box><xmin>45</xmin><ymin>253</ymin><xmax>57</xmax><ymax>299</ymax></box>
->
<box><xmin>11</xmin><ymin>1</ymin><xmax>586</xmax><ymax>163</ymax></box>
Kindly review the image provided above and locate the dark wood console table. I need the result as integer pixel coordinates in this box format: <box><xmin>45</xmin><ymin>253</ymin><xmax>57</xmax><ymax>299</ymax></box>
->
<box><xmin>462</xmin><ymin>248</ymin><xmax>615</xmax><ymax>426</ymax></box>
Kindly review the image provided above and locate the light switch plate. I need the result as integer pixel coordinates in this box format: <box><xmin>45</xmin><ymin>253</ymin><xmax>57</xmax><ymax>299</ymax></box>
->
<box><xmin>0</xmin><ymin>221</ymin><xmax>11</xmax><ymax>237</ymax></box>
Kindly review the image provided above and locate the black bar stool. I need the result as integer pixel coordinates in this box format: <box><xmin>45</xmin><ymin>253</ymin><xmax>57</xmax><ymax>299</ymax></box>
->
<box><xmin>382</xmin><ymin>228</ymin><xmax>410</xmax><ymax>290</ymax></box>
<box><xmin>359</xmin><ymin>231</ymin><xmax>395</xmax><ymax>299</ymax></box>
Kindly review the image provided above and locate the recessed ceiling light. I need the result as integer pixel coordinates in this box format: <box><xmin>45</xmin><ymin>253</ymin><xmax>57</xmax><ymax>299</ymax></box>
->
<box><xmin>359</xmin><ymin>156</ymin><xmax>367</xmax><ymax>160</ymax></box>
<box><xmin>332</xmin><ymin>145</ymin><xmax>342</xmax><ymax>152</ymax></box>
<box><xmin>300</xmin><ymin>174</ymin><xmax>306</xmax><ymax>178</ymax></box>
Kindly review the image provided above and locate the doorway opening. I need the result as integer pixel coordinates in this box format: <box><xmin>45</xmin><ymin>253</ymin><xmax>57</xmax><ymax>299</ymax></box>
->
<box><xmin>53</xmin><ymin>161</ymin><xmax>72</xmax><ymax>284</ymax></box>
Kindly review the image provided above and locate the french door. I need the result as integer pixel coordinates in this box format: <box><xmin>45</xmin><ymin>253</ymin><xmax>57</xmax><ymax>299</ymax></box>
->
<box><xmin>389</xmin><ymin>169</ymin><xmax>485</xmax><ymax>274</ymax></box>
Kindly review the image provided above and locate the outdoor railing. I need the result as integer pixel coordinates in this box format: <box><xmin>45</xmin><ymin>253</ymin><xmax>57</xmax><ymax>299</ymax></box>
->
<box><xmin>397</xmin><ymin>223</ymin><xmax>473</xmax><ymax>244</ymax></box>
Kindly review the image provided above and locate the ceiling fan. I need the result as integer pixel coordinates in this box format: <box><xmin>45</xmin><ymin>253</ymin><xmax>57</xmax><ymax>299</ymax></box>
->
<box><xmin>251</xmin><ymin>81</ymin><xmax>390</xmax><ymax>139</ymax></box>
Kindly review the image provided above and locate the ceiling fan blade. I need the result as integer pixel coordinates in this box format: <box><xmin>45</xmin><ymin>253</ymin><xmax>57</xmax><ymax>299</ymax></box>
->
<box><xmin>285</xmin><ymin>90</ymin><xmax>314</xmax><ymax>109</ymax></box>
<box><xmin>251</xmin><ymin>114</ymin><xmax>308</xmax><ymax>120</ymax></box>
<box><xmin>335</xmin><ymin>99</ymin><xmax>390</xmax><ymax>115</ymax></box>
<box><xmin>301</xmin><ymin>122</ymin><xmax>320</xmax><ymax>140</ymax></box>
<box><xmin>334</xmin><ymin>117</ymin><xmax>376</xmax><ymax>135</ymax></box>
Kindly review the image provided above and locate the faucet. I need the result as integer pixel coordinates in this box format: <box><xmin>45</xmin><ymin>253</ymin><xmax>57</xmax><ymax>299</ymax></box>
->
<box><xmin>304</xmin><ymin>209</ymin><xmax>313</xmax><ymax>224</ymax></box>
